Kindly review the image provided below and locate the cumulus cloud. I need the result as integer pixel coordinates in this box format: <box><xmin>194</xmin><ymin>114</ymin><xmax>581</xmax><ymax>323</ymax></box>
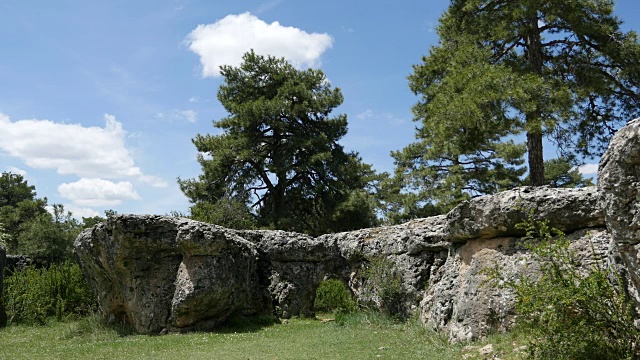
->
<box><xmin>578</xmin><ymin>163</ymin><xmax>599</xmax><ymax>175</ymax></box>
<box><xmin>0</xmin><ymin>113</ymin><xmax>166</xmax><ymax>187</ymax></box>
<box><xmin>58</xmin><ymin>178</ymin><xmax>140</xmax><ymax>207</ymax></box>
<box><xmin>185</xmin><ymin>12</ymin><xmax>333</xmax><ymax>77</ymax></box>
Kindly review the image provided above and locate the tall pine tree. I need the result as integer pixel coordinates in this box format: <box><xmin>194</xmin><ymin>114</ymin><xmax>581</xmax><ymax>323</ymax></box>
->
<box><xmin>400</xmin><ymin>0</ymin><xmax>640</xmax><ymax>195</ymax></box>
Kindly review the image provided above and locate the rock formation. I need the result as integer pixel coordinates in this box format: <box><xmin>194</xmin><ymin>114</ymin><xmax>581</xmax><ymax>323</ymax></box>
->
<box><xmin>74</xmin><ymin>118</ymin><xmax>640</xmax><ymax>341</ymax></box>
<box><xmin>599</xmin><ymin>118</ymin><xmax>640</xmax><ymax>317</ymax></box>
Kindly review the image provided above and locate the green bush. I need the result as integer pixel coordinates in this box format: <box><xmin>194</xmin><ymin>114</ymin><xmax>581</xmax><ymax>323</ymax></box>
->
<box><xmin>3</xmin><ymin>261</ymin><xmax>96</xmax><ymax>325</ymax></box>
<box><xmin>361</xmin><ymin>258</ymin><xmax>407</xmax><ymax>319</ymax></box>
<box><xmin>489</xmin><ymin>215</ymin><xmax>640</xmax><ymax>359</ymax></box>
<box><xmin>314</xmin><ymin>278</ymin><xmax>356</xmax><ymax>314</ymax></box>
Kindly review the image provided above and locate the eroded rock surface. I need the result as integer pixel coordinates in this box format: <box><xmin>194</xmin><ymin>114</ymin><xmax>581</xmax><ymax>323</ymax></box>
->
<box><xmin>421</xmin><ymin>228</ymin><xmax>611</xmax><ymax>342</ymax></box>
<box><xmin>75</xmin><ymin>216</ymin><xmax>271</xmax><ymax>334</ymax></box>
<box><xmin>446</xmin><ymin>186</ymin><xmax>603</xmax><ymax>242</ymax></box>
<box><xmin>599</xmin><ymin>117</ymin><xmax>640</xmax><ymax>314</ymax></box>
<box><xmin>76</xmin><ymin>118</ymin><xmax>640</xmax><ymax>342</ymax></box>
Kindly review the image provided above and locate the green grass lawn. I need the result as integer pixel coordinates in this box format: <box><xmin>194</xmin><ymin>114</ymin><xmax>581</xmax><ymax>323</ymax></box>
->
<box><xmin>0</xmin><ymin>312</ymin><xmax>532</xmax><ymax>360</ymax></box>
<box><xmin>0</xmin><ymin>313</ymin><xmax>465</xmax><ymax>360</ymax></box>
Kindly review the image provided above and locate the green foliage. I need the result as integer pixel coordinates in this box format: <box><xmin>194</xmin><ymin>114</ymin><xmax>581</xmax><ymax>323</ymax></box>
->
<box><xmin>314</xmin><ymin>279</ymin><xmax>356</xmax><ymax>314</ymax></box>
<box><xmin>188</xmin><ymin>199</ymin><xmax>257</xmax><ymax>230</ymax></box>
<box><xmin>0</xmin><ymin>172</ymin><xmax>48</xmax><ymax>253</ymax></box>
<box><xmin>524</xmin><ymin>157</ymin><xmax>594</xmax><ymax>188</ymax></box>
<box><xmin>488</xmin><ymin>215</ymin><xmax>640</xmax><ymax>359</ymax></box>
<box><xmin>3</xmin><ymin>261</ymin><xmax>96</xmax><ymax>325</ymax></box>
<box><xmin>400</xmin><ymin>0</ymin><xmax>640</xmax><ymax>198</ymax></box>
<box><xmin>18</xmin><ymin>204</ymin><xmax>81</xmax><ymax>265</ymax></box>
<box><xmin>179</xmin><ymin>51</ymin><xmax>377</xmax><ymax>235</ymax></box>
<box><xmin>361</xmin><ymin>258</ymin><xmax>407</xmax><ymax>319</ymax></box>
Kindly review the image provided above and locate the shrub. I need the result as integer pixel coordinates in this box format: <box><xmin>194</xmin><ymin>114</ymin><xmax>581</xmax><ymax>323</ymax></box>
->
<box><xmin>3</xmin><ymin>261</ymin><xmax>96</xmax><ymax>325</ymax></box>
<box><xmin>488</xmin><ymin>215</ymin><xmax>640</xmax><ymax>359</ymax></box>
<box><xmin>361</xmin><ymin>258</ymin><xmax>407</xmax><ymax>320</ymax></box>
<box><xmin>314</xmin><ymin>278</ymin><xmax>356</xmax><ymax>313</ymax></box>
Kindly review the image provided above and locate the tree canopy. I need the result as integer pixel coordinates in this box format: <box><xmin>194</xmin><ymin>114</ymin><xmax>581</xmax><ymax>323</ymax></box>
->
<box><xmin>385</xmin><ymin>0</ymin><xmax>640</xmax><ymax>222</ymax></box>
<box><xmin>179</xmin><ymin>51</ymin><xmax>377</xmax><ymax>235</ymax></box>
<box><xmin>0</xmin><ymin>172</ymin><xmax>82</xmax><ymax>263</ymax></box>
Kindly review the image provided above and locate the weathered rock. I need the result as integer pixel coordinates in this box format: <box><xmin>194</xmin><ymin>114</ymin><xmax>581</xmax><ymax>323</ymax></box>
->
<box><xmin>599</xmin><ymin>117</ymin><xmax>640</xmax><ymax>312</ymax></box>
<box><xmin>75</xmin><ymin>215</ymin><xmax>271</xmax><ymax>334</ymax></box>
<box><xmin>0</xmin><ymin>245</ymin><xmax>6</xmax><ymax>327</ymax></box>
<box><xmin>320</xmin><ymin>216</ymin><xmax>450</xmax><ymax>317</ymax></box>
<box><xmin>76</xmin><ymin>177</ymin><xmax>627</xmax><ymax>342</ymax></box>
<box><xmin>420</xmin><ymin>228</ymin><xmax>611</xmax><ymax>342</ymax></box>
<box><xmin>445</xmin><ymin>186</ymin><xmax>603</xmax><ymax>242</ymax></box>
<box><xmin>236</xmin><ymin>229</ymin><xmax>340</xmax><ymax>318</ymax></box>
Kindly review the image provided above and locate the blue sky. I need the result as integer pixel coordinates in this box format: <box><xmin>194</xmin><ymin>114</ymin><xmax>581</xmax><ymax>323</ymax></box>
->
<box><xmin>1</xmin><ymin>0</ymin><xmax>639</xmax><ymax>219</ymax></box>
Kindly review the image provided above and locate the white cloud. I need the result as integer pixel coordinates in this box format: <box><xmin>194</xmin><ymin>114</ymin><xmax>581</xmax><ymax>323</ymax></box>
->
<box><xmin>0</xmin><ymin>113</ymin><xmax>166</xmax><ymax>187</ymax></box>
<box><xmin>356</xmin><ymin>109</ymin><xmax>374</xmax><ymax>120</ymax></box>
<box><xmin>578</xmin><ymin>163</ymin><xmax>599</xmax><ymax>175</ymax></box>
<box><xmin>155</xmin><ymin>109</ymin><xmax>198</xmax><ymax>123</ymax></box>
<box><xmin>185</xmin><ymin>12</ymin><xmax>333</xmax><ymax>78</ymax></box>
<box><xmin>6</xmin><ymin>166</ymin><xmax>27</xmax><ymax>176</ymax></box>
<box><xmin>138</xmin><ymin>174</ymin><xmax>168</xmax><ymax>188</ymax></box>
<box><xmin>65</xmin><ymin>205</ymin><xmax>101</xmax><ymax>219</ymax></box>
<box><xmin>58</xmin><ymin>178</ymin><xmax>140</xmax><ymax>207</ymax></box>
<box><xmin>188</xmin><ymin>97</ymin><xmax>199</xmax><ymax>103</ymax></box>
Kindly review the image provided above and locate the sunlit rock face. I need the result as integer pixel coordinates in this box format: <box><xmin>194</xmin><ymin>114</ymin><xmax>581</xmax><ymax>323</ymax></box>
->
<box><xmin>74</xmin><ymin>119</ymin><xmax>640</xmax><ymax>341</ymax></box>
<box><xmin>599</xmin><ymin>118</ymin><xmax>640</xmax><ymax>317</ymax></box>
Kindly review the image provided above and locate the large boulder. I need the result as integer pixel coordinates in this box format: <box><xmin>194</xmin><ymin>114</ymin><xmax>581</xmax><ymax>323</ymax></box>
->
<box><xmin>599</xmin><ymin>117</ymin><xmax>640</xmax><ymax>313</ymax></box>
<box><xmin>75</xmin><ymin>215</ymin><xmax>271</xmax><ymax>334</ymax></box>
<box><xmin>237</xmin><ymin>230</ymin><xmax>340</xmax><ymax>318</ymax></box>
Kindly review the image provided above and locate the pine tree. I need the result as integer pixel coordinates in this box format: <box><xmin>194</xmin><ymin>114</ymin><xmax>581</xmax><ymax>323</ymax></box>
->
<box><xmin>179</xmin><ymin>51</ymin><xmax>377</xmax><ymax>235</ymax></box>
<box><xmin>402</xmin><ymin>0</ymin><xmax>640</xmax><ymax>190</ymax></box>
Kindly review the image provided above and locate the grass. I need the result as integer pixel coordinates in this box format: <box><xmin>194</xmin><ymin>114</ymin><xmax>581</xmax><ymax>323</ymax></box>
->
<box><xmin>0</xmin><ymin>312</ymin><xmax>465</xmax><ymax>360</ymax></box>
<box><xmin>0</xmin><ymin>311</ymin><xmax>538</xmax><ymax>360</ymax></box>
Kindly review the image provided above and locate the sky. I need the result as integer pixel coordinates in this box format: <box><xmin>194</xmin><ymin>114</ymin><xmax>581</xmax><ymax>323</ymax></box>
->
<box><xmin>1</xmin><ymin>0</ymin><xmax>639</xmax><ymax>219</ymax></box>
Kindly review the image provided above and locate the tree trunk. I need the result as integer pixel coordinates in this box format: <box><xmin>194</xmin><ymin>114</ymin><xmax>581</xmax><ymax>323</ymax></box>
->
<box><xmin>525</xmin><ymin>4</ymin><xmax>545</xmax><ymax>186</ymax></box>
<box><xmin>527</xmin><ymin>131</ymin><xmax>545</xmax><ymax>186</ymax></box>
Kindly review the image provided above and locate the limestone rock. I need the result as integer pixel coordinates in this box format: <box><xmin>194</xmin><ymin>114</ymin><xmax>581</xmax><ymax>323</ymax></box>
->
<box><xmin>445</xmin><ymin>186</ymin><xmax>604</xmax><ymax>242</ymax></box>
<box><xmin>320</xmin><ymin>216</ymin><xmax>450</xmax><ymax>317</ymax></box>
<box><xmin>74</xmin><ymin>215</ymin><xmax>270</xmax><ymax>334</ymax></box>
<box><xmin>420</xmin><ymin>228</ymin><xmax>611</xmax><ymax>342</ymax></box>
<box><xmin>235</xmin><ymin>229</ymin><xmax>341</xmax><ymax>318</ymax></box>
<box><xmin>599</xmin><ymin>117</ymin><xmax>640</xmax><ymax>311</ymax></box>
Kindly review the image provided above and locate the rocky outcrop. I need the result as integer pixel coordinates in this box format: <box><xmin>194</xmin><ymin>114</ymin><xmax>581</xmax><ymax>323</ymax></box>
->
<box><xmin>75</xmin><ymin>216</ymin><xmax>272</xmax><ymax>334</ymax></box>
<box><xmin>75</xmin><ymin>119</ymin><xmax>640</xmax><ymax>341</ymax></box>
<box><xmin>445</xmin><ymin>186</ymin><xmax>603</xmax><ymax>242</ymax></box>
<box><xmin>421</xmin><ymin>228</ymin><xmax>611</xmax><ymax>341</ymax></box>
<box><xmin>599</xmin><ymin>118</ymin><xmax>640</xmax><ymax>315</ymax></box>
<box><xmin>76</xmin><ymin>190</ymin><xmax>608</xmax><ymax>339</ymax></box>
